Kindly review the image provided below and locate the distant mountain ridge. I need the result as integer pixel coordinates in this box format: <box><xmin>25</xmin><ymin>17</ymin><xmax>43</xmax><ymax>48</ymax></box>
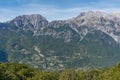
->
<box><xmin>4</xmin><ymin>11</ymin><xmax>120</xmax><ymax>43</ymax></box>
<box><xmin>1</xmin><ymin>11</ymin><xmax>120</xmax><ymax>70</ymax></box>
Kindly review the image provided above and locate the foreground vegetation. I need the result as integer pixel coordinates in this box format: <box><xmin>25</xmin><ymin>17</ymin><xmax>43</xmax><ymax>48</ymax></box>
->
<box><xmin>0</xmin><ymin>63</ymin><xmax>120</xmax><ymax>80</ymax></box>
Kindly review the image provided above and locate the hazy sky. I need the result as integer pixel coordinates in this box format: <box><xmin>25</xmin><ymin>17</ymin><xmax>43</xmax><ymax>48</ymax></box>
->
<box><xmin>0</xmin><ymin>0</ymin><xmax>120</xmax><ymax>22</ymax></box>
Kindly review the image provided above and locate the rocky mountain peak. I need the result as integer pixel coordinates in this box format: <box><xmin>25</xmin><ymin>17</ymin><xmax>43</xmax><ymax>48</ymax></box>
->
<box><xmin>10</xmin><ymin>14</ymin><xmax>48</xmax><ymax>30</ymax></box>
<box><xmin>68</xmin><ymin>11</ymin><xmax>120</xmax><ymax>43</ymax></box>
<box><xmin>2</xmin><ymin>11</ymin><xmax>120</xmax><ymax>43</ymax></box>
<box><xmin>13</xmin><ymin>14</ymin><xmax>48</xmax><ymax>23</ymax></box>
<box><xmin>72</xmin><ymin>11</ymin><xmax>108</xmax><ymax>24</ymax></box>
<box><xmin>69</xmin><ymin>11</ymin><xmax>117</xmax><ymax>28</ymax></box>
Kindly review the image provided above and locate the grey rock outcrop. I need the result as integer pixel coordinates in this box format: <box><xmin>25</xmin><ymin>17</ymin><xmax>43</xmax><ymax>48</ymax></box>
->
<box><xmin>2</xmin><ymin>11</ymin><xmax>120</xmax><ymax>43</ymax></box>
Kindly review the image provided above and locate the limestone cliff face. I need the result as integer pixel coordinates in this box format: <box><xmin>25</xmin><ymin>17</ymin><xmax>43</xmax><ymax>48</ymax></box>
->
<box><xmin>70</xmin><ymin>11</ymin><xmax>120</xmax><ymax>43</ymax></box>
<box><xmin>2</xmin><ymin>11</ymin><xmax>120</xmax><ymax>43</ymax></box>
<box><xmin>9</xmin><ymin>14</ymin><xmax>48</xmax><ymax>32</ymax></box>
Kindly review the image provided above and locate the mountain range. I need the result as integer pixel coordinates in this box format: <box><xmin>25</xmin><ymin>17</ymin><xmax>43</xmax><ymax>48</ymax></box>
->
<box><xmin>1</xmin><ymin>11</ymin><xmax>120</xmax><ymax>70</ymax></box>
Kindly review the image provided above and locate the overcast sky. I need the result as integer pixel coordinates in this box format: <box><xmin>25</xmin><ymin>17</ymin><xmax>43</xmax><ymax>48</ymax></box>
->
<box><xmin>0</xmin><ymin>0</ymin><xmax>120</xmax><ymax>22</ymax></box>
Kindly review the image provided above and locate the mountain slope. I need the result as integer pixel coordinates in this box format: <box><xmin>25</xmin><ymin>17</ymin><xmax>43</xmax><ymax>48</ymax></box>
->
<box><xmin>1</xmin><ymin>12</ymin><xmax>120</xmax><ymax>70</ymax></box>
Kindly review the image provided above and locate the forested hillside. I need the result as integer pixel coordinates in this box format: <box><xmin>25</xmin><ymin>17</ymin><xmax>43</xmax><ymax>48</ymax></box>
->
<box><xmin>1</xmin><ymin>62</ymin><xmax>120</xmax><ymax>80</ymax></box>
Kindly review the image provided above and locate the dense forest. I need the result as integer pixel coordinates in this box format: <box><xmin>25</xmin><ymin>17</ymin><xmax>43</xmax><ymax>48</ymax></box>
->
<box><xmin>0</xmin><ymin>62</ymin><xmax>120</xmax><ymax>80</ymax></box>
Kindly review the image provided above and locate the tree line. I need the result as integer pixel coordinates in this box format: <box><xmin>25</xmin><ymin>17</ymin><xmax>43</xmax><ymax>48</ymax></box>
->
<box><xmin>0</xmin><ymin>62</ymin><xmax>120</xmax><ymax>80</ymax></box>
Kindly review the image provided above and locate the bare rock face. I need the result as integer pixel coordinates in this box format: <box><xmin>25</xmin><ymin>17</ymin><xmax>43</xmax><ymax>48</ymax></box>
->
<box><xmin>39</xmin><ymin>20</ymin><xmax>80</xmax><ymax>42</ymax></box>
<box><xmin>10</xmin><ymin>14</ymin><xmax>48</xmax><ymax>31</ymax></box>
<box><xmin>69</xmin><ymin>11</ymin><xmax>120</xmax><ymax>43</ymax></box>
<box><xmin>4</xmin><ymin>11</ymin><xmax>120</xmax><ymax>43</ymax></box>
